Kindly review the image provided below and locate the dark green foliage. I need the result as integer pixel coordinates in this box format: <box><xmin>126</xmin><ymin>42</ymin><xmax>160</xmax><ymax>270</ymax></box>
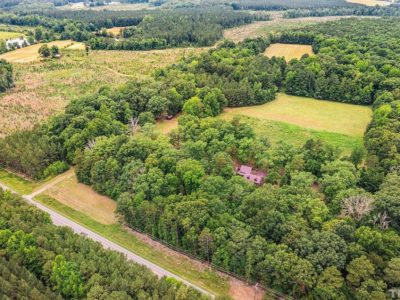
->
<box><xmin>231</xmin><ymin>0</ymin><xmax>353</xmax><ymax>11</ymax></box>
<box><xmin>0</xmin><ymin>59</ymin><xmax>13</xmax><ymax>92</ymax></box>
<box><xmin>0</xmin><ymin>189</ymin><xmax>208</xmax><ymax>299</ymax></box>
<box><xmin>0</xmin><ymin>9</ymin><xmax>265</xmax><ymax>50</ymax></box>
<box><xmin>284</xmin><ymin>6</ymin><xmax>400</xmax><ymax>18</ymax></box>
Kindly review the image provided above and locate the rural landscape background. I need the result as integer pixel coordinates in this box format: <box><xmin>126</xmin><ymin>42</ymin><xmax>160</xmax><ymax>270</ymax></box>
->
<box><xmin>0</xmin><ymin>0</ymin><xmax>400</xmax><ymax>299</ymax></box>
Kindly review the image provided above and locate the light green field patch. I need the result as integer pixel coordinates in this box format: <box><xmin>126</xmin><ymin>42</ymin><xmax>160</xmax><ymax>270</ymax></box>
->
<box><xmin>221</xmin><ymin>93</ymin><xmax>372</xmax><ymax>137</ymax></box>
<box><xmin>0</xmin><ymin>31</ymin><xmax>24</xmax><ymax>40</ymax></box>
<box><xmin>233</xmin><ymin>116</ymin><xmax>364</xmax><ymax>155</ymax></box>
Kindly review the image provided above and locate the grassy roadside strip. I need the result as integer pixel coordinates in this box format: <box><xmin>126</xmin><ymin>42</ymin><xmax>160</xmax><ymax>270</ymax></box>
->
<box><xmin>34</xmin><ymin>194</ymin><xmax>230</xmax><ymax>298</ymax></box>
<box><xmin>0</xmin><ymin>169</ymin><xmax>41</xmax><ymax>194</ymax></box>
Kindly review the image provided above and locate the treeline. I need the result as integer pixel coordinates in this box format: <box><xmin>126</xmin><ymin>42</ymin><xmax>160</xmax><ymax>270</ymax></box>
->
<box><xmin>0</xmin><ymin>189</ymin><xmax>208</xmax><ymax>299</ymax></box>
<box><xmin>231</xmin><ymin>0</ymin><xmax>354</xmax><ymax>10</ymax></box>
<box><xmin>75</xmin><ymin>116</ymin><xmax>400</xmax><ymax>299</ymax></box>
<box><xmin>0</xmin><ymin>59</ymin><xmax>14</xmax><ymax>92</ymax></box>
<box><xmin>284</xmin><ymin>6</ymin><xmax>400</xmax><ymax>18</ymax></box>
<box><xmin>273</xmin><ymin>18</ymin><xmax>400</xmax><ymax>177</ymax></box>
<box><xmin>0</xmin><ymin>37</ymin><xmax>282</xmax><ymax>179</ymax></box>
<box><xmin>0</xmin><ymin>9</ymin><xmax>265</xmax><ymax>49</ymax></box>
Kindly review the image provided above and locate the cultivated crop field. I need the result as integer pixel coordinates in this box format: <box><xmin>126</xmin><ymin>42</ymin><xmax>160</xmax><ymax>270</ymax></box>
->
<box><xmin>0</xmin><ymin>40</ymin><xmax>85</xmax><ymax>63</ymax></box>
<box><xmin>264</xmin><ymin>43</ymin><xmax>314</xmax><ymax>61</ymax></box>
<box><xmin>0</xmin><ymin>47</ymin><xmax>207</xmax><ymax>136</ymax></box>
<box><xmin>221</xmin><ymin>93</ymin><xmax>371</xmax><ymax>137</ymax></box>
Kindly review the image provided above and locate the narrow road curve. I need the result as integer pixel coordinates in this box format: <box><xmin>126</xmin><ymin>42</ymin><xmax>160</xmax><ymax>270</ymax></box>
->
<box><xmin>0</xmin><ymin>180</ymin><xmax>214</xmax><ymax>298</ymax></box>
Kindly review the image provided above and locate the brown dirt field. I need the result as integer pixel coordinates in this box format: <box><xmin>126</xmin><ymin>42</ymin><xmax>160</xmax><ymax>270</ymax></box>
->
<box><xmin>44</xmin><ymin>171</ymin><xmax>117</xmax><ymax>225</ymax></box>
<box><xmin>264</xmin><ymin>43</ymin><xmax>314</xmax><ymax>61</ymax></box>
<box><xmin>0</xmin><ymin>40</ymin><xmax>85</xmax><ymax>63</ymax></box>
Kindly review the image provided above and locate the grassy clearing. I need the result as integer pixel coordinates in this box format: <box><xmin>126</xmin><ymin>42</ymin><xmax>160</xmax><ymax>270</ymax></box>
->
<box><xmin>0</xmin><ymin>31</ymin><xmax>24</xmax><ymax>40</ymax></box>
<box><xmin>346</xmin><ymin>0</ymin><xmax>392</xmax><ymax>6</ymax></box>
<box><xmin>220</xmin><ymin>93</ymin><xmax>371</xmax><ymax>137</ymax></box>
<box><xmin>0</xmin><ymin>40</ymin><xmax>85</xmax><ymax>63</ymax></box>
<box><xmin>238</xmin><ymin>116</ymin><xmax>364</xmax><ymax>154</ymax></box>
<box><xmin>223</xmin><ymin>16</ymin><xmax>371</xmax><ymax>42</ymax></box>
<box><xmin>0</xmin><ymin>47</ymin><xmax>207</xmax><ymax>136</ymax></box>
<box><xmin>44</xmin><ymin>174</ymin><xmax>117</xmax><ymax>225</ymax></box>
<box><xmin>264</xmin><ymin>43</ymin><xmax>313</xmax><ymax>61</ymax></box>
<box><xmin>34</xmin><ymin>194</ymin><xmax>230</xmax><ymax>298</ymax></box>
<box><xmin>106</xmin><ymin>27</ymin><xmax>126</xmax><ymax>37</ymax></box>
<box><xmin>0</xmin><ymin>169</ymin><xmax>41</xmax><ymax>194</ymax></box>
<box><xmin>156</xmin><ymin>116</ymin><xmax>180</xmax><ymax>134</ymax></box>
<box><xmin>57</xmin><ymin>2</ymin><xmax>154</xmax><ymax>10</ymax></box>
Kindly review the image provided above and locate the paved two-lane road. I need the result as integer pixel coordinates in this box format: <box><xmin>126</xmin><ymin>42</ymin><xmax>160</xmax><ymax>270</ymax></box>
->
<box><xmin>0</xmin><ymin>180</ymin><xmax>214</xmax><ymax>298</ymax></box>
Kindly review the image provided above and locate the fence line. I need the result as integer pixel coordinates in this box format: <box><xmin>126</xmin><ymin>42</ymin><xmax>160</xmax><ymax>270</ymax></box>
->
<box><xmin>126</xmin><ymin>223</ymin><xmax>293</xmax><ymax>300</ymax></box>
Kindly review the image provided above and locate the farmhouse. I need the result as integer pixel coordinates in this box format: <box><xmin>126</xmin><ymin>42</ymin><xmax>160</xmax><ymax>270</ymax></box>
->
<box><xmin>236</xmin><ymin>165</ymin><xmax>266</xmax><ymax>185</ymax></box>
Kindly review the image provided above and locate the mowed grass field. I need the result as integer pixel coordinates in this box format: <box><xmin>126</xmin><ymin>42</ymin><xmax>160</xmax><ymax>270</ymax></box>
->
<box><xmin>0</xmin><ymin>40</ymin><xmax>85</xmax><ymax>63</ymax></box>
<box><xmin>223</xmin><ymin>15</ymin><xmax>366</xmax><ymax>43</ymax></box>
<box><xmin>0</xmin><ymin>31</ymin><xmax>24</xmax><ymax>40</ymax></box>
<box><xmin>106</xmin><ymin>27</ymin><xmax>126</xmax><ymax>36</ymax></box>
<box><xmin>346</xmin><ymin>0</ymin><xmax>392</xmax><ymax>6</ymax></box>
<box><xmin>0</xmin><ymin>46</ymin><xmax>207</xmax><ymax>136</ymax></box>
<box><xmin>221</xmin><ymin>94</ymin><xmax>371</xmax><ymax>137</ymax></box>
<box><xmin>158</xmin><ymin>93</ymin><xmax>371</xmax><ymax>153</ymax></box>
<box><xmin>264</xmin><ymin>43</ymin><xmax>313</xmax><ymax>61</ymax></box>
<box><xmin>44</xmin><ymin>172</ymin><xmax>117</xmax><ymax>225</ymax></box>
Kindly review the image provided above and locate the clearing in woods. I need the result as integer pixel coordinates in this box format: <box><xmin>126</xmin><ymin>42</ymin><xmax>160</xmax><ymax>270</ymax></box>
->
<box><xmin>264</xmin><ymin>43</ymin><xmax>314</xmax><ymax>61</ymax></box>
<box><xmin>0</xmin><ymin>31</ymin><xmax>25</xmax><ymax>40</ymax></box>
<box><xmin>106</xmin><ymin>27</ymin><xmax>127</xmax><ymax>36</ymax></box>
<box><xmin>346</xmin><ymin>0</ymin><xmax>392</xmax><ymax>6</ymax></box>
<box><xmin>157</xmin><ymin>93</ymin><xmax>371</xmax><ymax>153</ymax></box>
<box><xmin>43</xmin><ymin>171</ymin><xmax>117</xmax><ymax>225</ymax></box>
<box><xmin>223</xmin><ymin>15</ymin><xmax>376</xmax><ymax>43</ymax></box>
<box><xmin>221</xmin><ymin>93</ymin><xmax>371</xmax><ymax>137</ymax></box>
<box><xmin>0</xmin><ymin>47</ymin><xmax>207</xmax><ymax>137</ymax></box>
<box><xmin>0</xmin><ymin>40</ymin><xmax>85</xmax><ymax>63</ymax></box>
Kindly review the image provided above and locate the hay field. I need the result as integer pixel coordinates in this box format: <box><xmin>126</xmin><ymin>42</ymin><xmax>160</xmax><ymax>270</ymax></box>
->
<box><xmin>0</xmin><ymin>40</ymin><xmax>85</xmax><ymax>63</ymax></box>
<box><xmin>106</xmin><ymin>27</ymin><xmax>126</xmax><ymax>36</ymax></box>
<box><xmin>223</xmin><ymin>16</ymin><xmax>375</xmax><ymax>43</ymax></box>
<box><xmin>221</xmin><ymin>93</ymin><xmax>371</xmax><ymax>137</ymax></box>
<box><xmin>0</xmin><ymin>47</ymin><xmax>207</xmax><ymax>136</ymax></box>
<box><xmin>346</xmin><ymin>0</ymin><xmax>392</xmax><ymax>6</ymax></box>
<box><xmin>0</xmin><ymin>31</ymin><xmax>24</xmax><ymax>40</ymax></box>
<box><xmin>44</xmin><ymin>171</ymin><xmax>117</xmax><ymax>225</ymax></box>
<box><xmin>264</xmin><ymin>43</ymin><xmax>314</xmax><ymax>61</ymax></box>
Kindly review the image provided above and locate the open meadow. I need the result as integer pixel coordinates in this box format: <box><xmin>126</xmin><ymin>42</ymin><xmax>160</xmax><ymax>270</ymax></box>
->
<box><xmin>157</xmin><ymin>93</ymin><xmax>371</xmax><ymax>154</ymax></box>
<box><xmin>0</xmin><ymin>31</ymin><xmax>24</xmax><ymax>40</ymax></box>
<box><xmin>223</xmin><ymin>15</ymin><xmax>366</xmax><ymax>42</ymax></box>
<box><xmin>221</xmin><ymin>93</ymin><xmax>371</xmax><ymax>137</ymax></box>
<box><xmin>106</xmin><ymin>26</ymin><xmax>126</xmax><ymax>36</ymax></box>
<box><xmin>0</xmin><ymin>40</ymin><xmax>85</xmax><ymax>63</ymax></box>
<box><xmin>264</xmin><ymin>43</ymin><xmax>314</xmax><ymax>61</ymax></box>
<box><xmin>44</xmin><ymin>173</ymin><xmax>117</xmax><ymax>225</ymax></box>
<box><xmin>0</xmin><ymin>46</ymin><xmax>207</xmax><ymax>136</ymax></box>
<box><xmin>346</xmin><ymin>0</ymin><xmax>392</xmax><ymax>6</ymax></box>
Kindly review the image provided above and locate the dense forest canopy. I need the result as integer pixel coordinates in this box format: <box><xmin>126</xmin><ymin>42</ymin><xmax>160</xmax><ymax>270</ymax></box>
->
<box><xmin>1</xmin><ymin>3</ymin><xmax>400</xmax><ymax>298</ymax></box>
<box><xmin>0</xmin><ymin>189</ymin><xmax>207</xmax><ymax>299</ymax></box>
<box><xmin>0</xmin><ymin>9</ymin><xmax>266</xmax><ymax>49</ymax></box>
